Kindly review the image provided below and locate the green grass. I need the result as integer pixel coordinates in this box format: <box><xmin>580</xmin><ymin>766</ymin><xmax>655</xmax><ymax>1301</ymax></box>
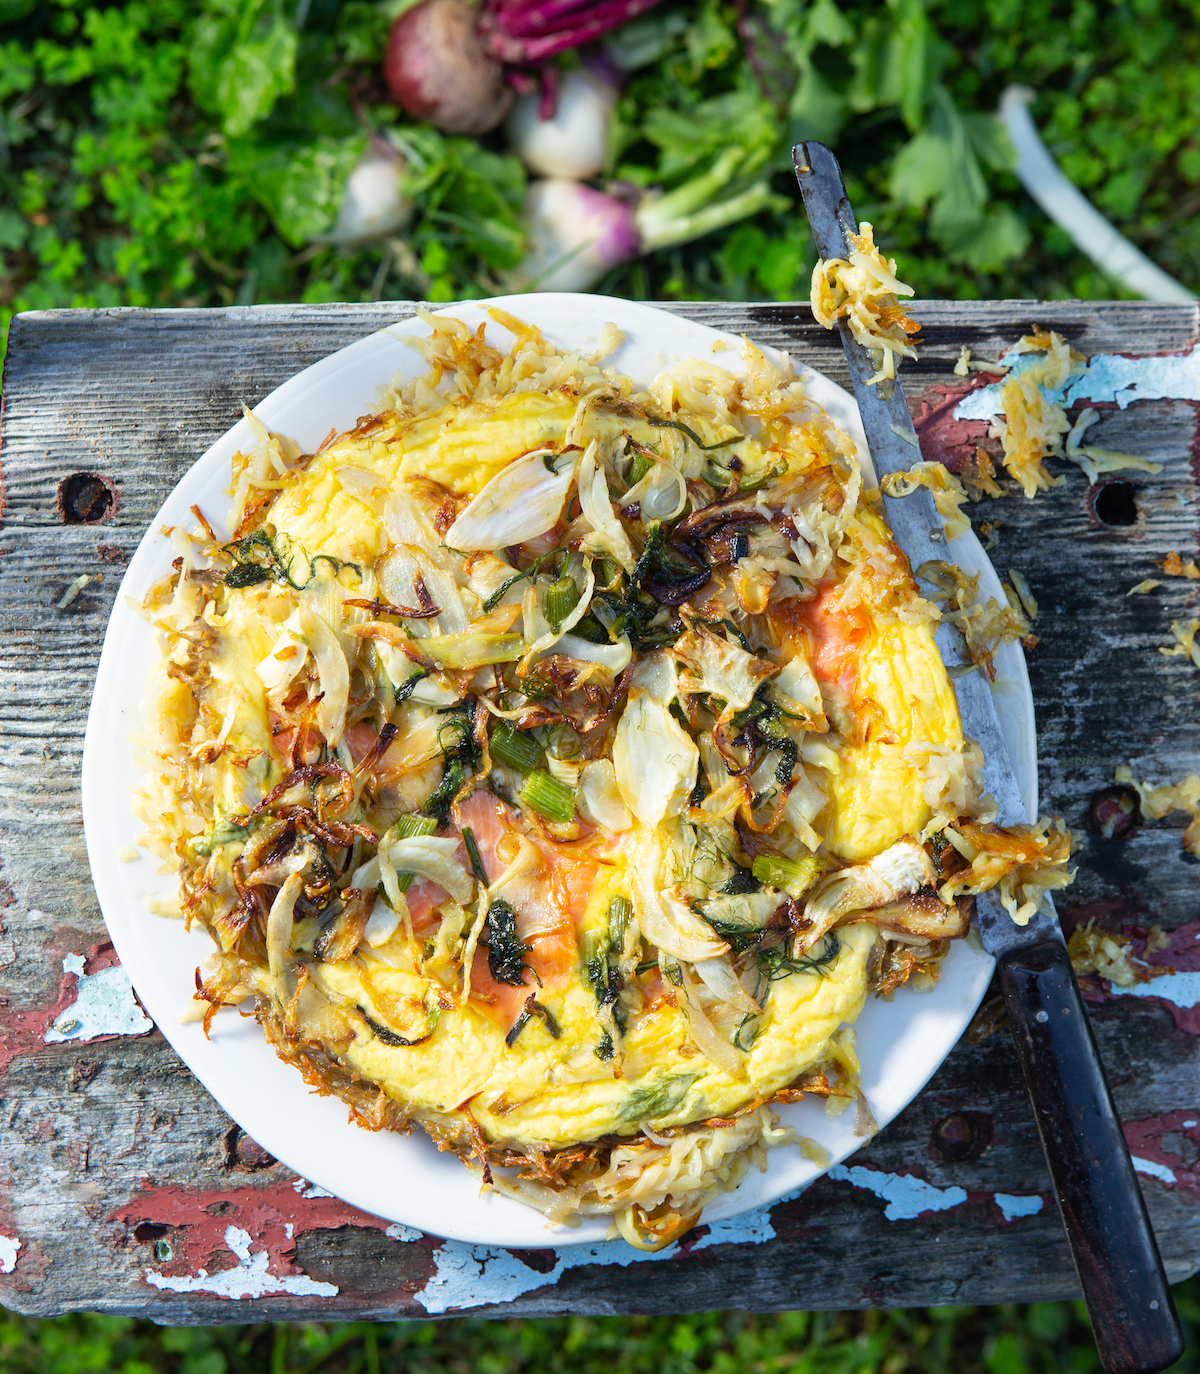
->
<box><xmin>1</xmin><ymin>1284</ymin><xmax>1199</xmax><ymax>1374</ymax></box>
<box><xmin>4</xmin><ymin>0</ymin><xmax>1200</xmax><ymax>368</ymax></box>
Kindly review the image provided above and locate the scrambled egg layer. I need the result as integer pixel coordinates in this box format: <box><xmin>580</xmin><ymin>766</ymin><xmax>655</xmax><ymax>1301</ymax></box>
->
<box><xmin>311</xmin><ymin>902</ymin><xmax>872</xmax><ymax>1150</ymax></box>
<box><xmin>830</xmin><ymin>620</ymin><xmax>962</xmax><ymax>860</ymax></box>
<box><xmin>222</xmin><ymin>394</ymin><xmax>962</xmax><ymax>1143</ymax></box>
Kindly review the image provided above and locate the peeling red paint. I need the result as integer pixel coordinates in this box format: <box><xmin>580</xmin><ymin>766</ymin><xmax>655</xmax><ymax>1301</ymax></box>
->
<box><xmin>0</xmin><ymin>939</ymin><xmax>134</xmax><ymax>1075</ymax></box>
<box><xmin>1141</xmin><ymin>922</ymin><xmax>1200</xmax><ymax>975</ymax></box>
<box><xmin>112</xmin><ymin>1178</ymin><xmax>432</xmax><ymax>1284</ymax></box>
<box><xmin>83</xmin><ymin>943</ymin><xmax>122</xmax><ymax>975</ymax></box>
<box><xmin>1133</xmin><ymin>921</ymin><xmax>1200</xmax><ymax>1034</ymax></box>
<box><xmin>913</xmin><ymin>381</ymin><xmax>995</xmax><ymax>471</ymax></box>
<box><xmin>1057</xmin><ymin>915</ymin><xmax>1200</xmax><ymax>1033</ymax></box>
<box><xmin>1124</xmin><ymin>1111</ymin><xmax>1200</xmax><ymax>1196</ymax></box>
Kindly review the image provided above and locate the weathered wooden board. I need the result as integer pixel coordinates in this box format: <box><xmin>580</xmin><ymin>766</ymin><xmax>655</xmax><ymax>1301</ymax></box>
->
<box><xmin>0</xmin><ymin>300</ymin><xmax>1198</xmax><ymax>1324</ymax></box>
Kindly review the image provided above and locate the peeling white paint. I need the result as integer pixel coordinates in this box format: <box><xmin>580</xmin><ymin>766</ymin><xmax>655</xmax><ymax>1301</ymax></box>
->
<box><xmin>415</xmin><ymin>1198</ymin><xmax>785</xmax><ymax>1315</ymax></box>
<box><xmin>144</xmin><ymin>1225</ymin><xmax>338</xmax><ymax>1298</ymax></box>
<box><xmin>953</xmin><ymin>343</ymin><xmax>1200</xmax><ymax>422</ymax></box>
<box><xmin>1132</xmin><ymin>1156</ymin><xmax>1178</xmax><ymax>1186</ymax></box>
<box><xmin>994</xmin><ymin>1193</ymin><xmax>1044</xmax><ymax>1222</ymax></box>
<box><xmin>45</xmin><ymin>956</ymin><xmax>154</xmax><ymax>1044</ymax></box>
<box><xmin>0</xmin><ymin>1235</ymin><xmax>21</xmax><ymax>1273</ymax></box>
<box><xmin>827</xmin><ymin>1164</ymin><xmax>968</xmax><ymax>1221</ymax></box>
<box><xmin>292</xmin><ymin>1179</ymin><xmax>335</xmax><ymax>1200</ymax></box>
<box><xmin>1109</xmin><ymin>971</ymin><xmax>1200</xmax><ymax>1011</ymax></box>
<box><xmin>385</xmin><ymin>1223</ymin><xmax>422</xmax><ymax>1243</ymax></box>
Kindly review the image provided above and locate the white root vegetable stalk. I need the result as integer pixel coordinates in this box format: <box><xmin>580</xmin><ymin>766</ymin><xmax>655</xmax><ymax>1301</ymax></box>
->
<box><xmin>445</xmin><ymin>448</ymin><xmax>577</xmax><ymax>550</ymax></box>
<box><xmin>379</xmin><ymin>835</ymin><xmax>476</xmax><ymax>906</ymax></box>
<box><xmin>576</xmin><ymin>441</ymin><xmax>635</xmax><ymax>568</ymax></box>
<box><xmin>800</xmin><ymin>839</ymin><xmax>939</xmax><ymax>952</ymax></box>
<box><xmin>612</xmin><ymin>657</ymin><xmax>698</xmax><ymax>829</ymax></box>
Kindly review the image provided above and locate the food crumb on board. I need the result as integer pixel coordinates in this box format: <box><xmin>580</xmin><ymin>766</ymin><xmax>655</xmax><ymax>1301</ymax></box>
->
<box><xmin>57</xmin><ymin>572</ymin><xmax>103</xmax><ymax>608</ymax></box>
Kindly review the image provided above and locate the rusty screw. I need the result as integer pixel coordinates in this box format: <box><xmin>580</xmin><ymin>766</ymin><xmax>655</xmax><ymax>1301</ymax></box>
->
<box><xmin>930</xmin><ymin>1111</ymin><xmax>994</xmax><ymax>1163</ymax></box>
<box><xmin>1087</xmin><ymin>784</ymin><xmax>1141</xmax><ymax>840</ymax></box>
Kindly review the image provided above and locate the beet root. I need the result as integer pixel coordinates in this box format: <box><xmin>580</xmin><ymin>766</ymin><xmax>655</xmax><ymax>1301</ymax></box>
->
<box><xmin>384</xmin><ymin>0</ymin><xmax>514</xmax><ymax>136</ymax></box>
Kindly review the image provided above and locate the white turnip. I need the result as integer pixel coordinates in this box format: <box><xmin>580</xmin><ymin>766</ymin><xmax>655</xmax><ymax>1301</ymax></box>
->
<box><xmin>507</xmin><ymin>67</ymin><xmax>617</xmax><ymax>180</ymax></box>
<box><xmin>384</xmin><ymin>0</ymin><xmax>663</xmax><ymax>135</ymax></box>
<box><xmin>326</xmin><ymin>146</ymin><xmax>412</xmax><ymax>246</ymax></box>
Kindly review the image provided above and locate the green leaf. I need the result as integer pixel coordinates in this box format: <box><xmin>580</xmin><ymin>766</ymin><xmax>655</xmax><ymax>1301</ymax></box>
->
<box><xmin>964</xmin><ymin>112</ymin><xmax>1019</xmax><ymax>172</ymax></box>
<box><xmin>805</xmin><ymin>0</ymin><xmax>855</xmax><ymax>48</ymax></box>
<box><xmin>719</xmin><ymin>223</ymin><xmax>767</xmax><ymax>280</ymax></box>
<box><xmin>787</xmin><ymin>64</ymin><xmax>849</xmax><ymax>145</ymax></box>
<box><xmin>890</xmin><ymin>130</ymin><xmax>950</xmax><ymax>208</ymax></box>
<box><xmin>602</xmin><ymin>10</ymin><xmax>689</xmax><ymax>71</ymax></box>
<box><xmin>686</xmin><ymin>0</ymin><xmax>737</xmax><ymax>76</ymax></box>
<box><xmin>0</xmin><ymin>39</ymin><xmax>37</xmax><ymax>100</ymax></box>
<box><xmin>335</xmin><ymin>1</ymin><xmax>392</xmax><ymax>64</ymax></box>
<box><xmin>189</xmin><ymin>8</ymin><xmax>298</xmax><ymax>138</ymax></box>
<box><xmin>849</xmin><ymin>2</ymin><xmax>945</xmax><ymax>128</ymax></box>
<box><xmin>642</xmin><ymin>88</ymin><xmax>776</xmax><ymax>180</ymax></box>
<box><xmin>934</xmin><ymin>201</ymin><xmax>1028</xmax><ymax>269</ymax></box>
<box><xmin>0</xmin><ymin>209</ymin><xmax>28</xmax><ymax>252</ymax></box>
<box><xmin>232</xmin><ymin>133</ymin><xmax>367</xmax><ymax>247</ymax></box>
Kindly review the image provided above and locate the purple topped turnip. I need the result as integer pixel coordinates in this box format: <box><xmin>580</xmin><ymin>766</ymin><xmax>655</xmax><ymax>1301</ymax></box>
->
<box><xmin>517</xmin><ymin>151</ymin><xmax>787</xmax><ymax>291</ymax></box>
<box><xmin>384</xmin><ymin>0</ymin><xmax>662</xmax><ymax>135</ymax></box>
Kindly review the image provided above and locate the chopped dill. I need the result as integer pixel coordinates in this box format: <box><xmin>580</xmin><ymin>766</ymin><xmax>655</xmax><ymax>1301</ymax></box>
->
<box><xmin>422</xmin><ymin>702</ymin><xmax>480</xmax><ymax>825</ymax></box>
<box><xmin>755</xmin><ymin>931</ymin><xmax>840</xmax><ymax>983</ymax></box>
<box><xmin>619</xmin><ymin>1072</ymin><xmax>699</xmax><ymax>1123</ymax></box>
<box><xmin>356</xmin><ymin>1005</ymin><xmax>432</xmax><ymax>1047</ymax></box>
<box><xmin>485</xmin><ymin>899</ymin><xmax>529</xmax><ymax>986</ymax></box>
<box><xmin>482</xmin><ymin>548</ymin><xmax>561</xmax><ymax>613</ymax></box>
<box><xmin>462</xmin><ymin>826</ymin><xmax>489</xmax><ymax>886</ymax></box>
<box><xmin>393</xmin><ymin>669</ymin><xmax>427</xmax><ymax>705</ymax></box>
<box><xmin>222</xmin><ymin>529</ymin><xmax>360</xmax><ymax>591</ymax></box>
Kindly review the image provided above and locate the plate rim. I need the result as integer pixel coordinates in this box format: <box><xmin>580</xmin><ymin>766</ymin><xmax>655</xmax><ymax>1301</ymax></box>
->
<box><xmin>82</xmin><ymin>293</ymin><xmax>1034</xmax><ymax>1247</ymax></box>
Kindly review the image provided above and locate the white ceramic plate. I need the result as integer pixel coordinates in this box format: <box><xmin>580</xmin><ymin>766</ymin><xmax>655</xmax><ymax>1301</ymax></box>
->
<box><xmin>82</xmin><ymin>295</ymin><xmax>1036</xmax><ymax>1248</ymax></box>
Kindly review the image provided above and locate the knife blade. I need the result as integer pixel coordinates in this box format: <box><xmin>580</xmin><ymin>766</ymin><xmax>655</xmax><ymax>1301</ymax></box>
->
<box><xmin>793</xmin><ymin>140</ymin><xmax>1182</xmax><ymax>1374</ymax></box>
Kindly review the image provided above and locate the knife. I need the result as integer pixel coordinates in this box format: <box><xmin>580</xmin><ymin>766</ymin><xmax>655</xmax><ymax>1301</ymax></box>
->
<box><xmin>793</xmin><ymin>141</ymin><xmax>1183</xmax><ymax>1374</ymax></box>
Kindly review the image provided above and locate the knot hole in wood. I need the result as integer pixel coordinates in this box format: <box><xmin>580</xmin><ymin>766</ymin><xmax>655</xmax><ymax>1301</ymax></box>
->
<box><xmin>223</xmin><ymin>1123</ymin><xmax>277</xmax><ymax>1172</ymax></box>
<box><xmin>1090</xmin><ymin>479</ymin><xmax>1138</xmax><ymax>527</ymax></box>
<box><xmin>56</xmin><ymin>472</ymin><xmax>115</xmax><ymax>524</ymax></box>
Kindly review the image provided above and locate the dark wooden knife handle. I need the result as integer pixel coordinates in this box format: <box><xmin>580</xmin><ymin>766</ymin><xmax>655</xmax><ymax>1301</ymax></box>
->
<box><xmin>999</xmin><ymin>940</ymin><xmax>1183</xmax><ymax>1373</ymax></box>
